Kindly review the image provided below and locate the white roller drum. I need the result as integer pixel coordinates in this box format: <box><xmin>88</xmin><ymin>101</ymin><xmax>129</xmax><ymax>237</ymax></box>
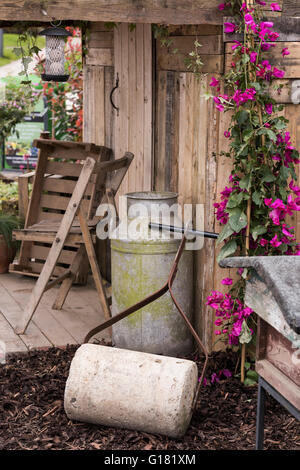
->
<box><xmin>64</xmin><ymin>344</ymin><xmax>198</xmax><ymax>438</ymax></box>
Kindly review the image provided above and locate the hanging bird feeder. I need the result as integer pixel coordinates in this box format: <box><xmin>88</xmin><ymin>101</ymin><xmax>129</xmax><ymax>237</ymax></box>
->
<box><xmin>39</xmin><ymin>24</ymin><xmax>72</xmax><ymax>82</ymax></box>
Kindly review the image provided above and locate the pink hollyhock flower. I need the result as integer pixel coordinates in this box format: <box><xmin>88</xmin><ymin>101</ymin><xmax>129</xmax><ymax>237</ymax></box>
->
<box><xmin>19</xmin><ymin>165</ymin><xmax>25</xmax><ymax>170</ymax></box>
<box><xmin>216</xmin><ymin>103</ymin><xmax>225</xmax><ymax>112</ymax></box>
<box><xmin>270</xmin><ymin>234</ymin><xmax>282</xmax><ymax>247</ymax></box>
<box><xmin>282</xmin><ymin>224</ymin><xmax>294</xmax><ymax>238</ymax></box>
<box><xmin>222</xmin><ymin>369</ymin><xmax>232</xmax><ymax>378</ymax></box>
<box><xmin>221</xmin><ymin>278</ymin><xmax>233</xmax><ymax>286</ymax></box>
<box><xmin>243</xmin><ymin>307</ymin><xmax>253</xmax><ymax>318</ymax></box>
<box><xmin>264</xmin><ymin>198</ymin><xmax>273</xmax><ymax>207</ymax></box>
<box><xmin>282</xmin><ymin>47</ymin><xmax>290</xmax><ymax>57</ymax></box>
<box><xmin>262</xmin><ymin>59</ymin><xmax>272</xmax><ymax>70</ymax></box>
<box><xmin>250</xmin><ymin>51</ymin><xmax>257</xmax><ymax>63</ymax></box>
<box><xmin>265</xmin><ymin>103</ymin><xmax>273</xmax><ymax>115</ymax></box>
<box><xmin>245</xmin><ymin>13</ymin><xmax>255</xmax><ymax>26</ymax></box>
<box><xmin>289</xmin><ymin>180</ymin><xmax>300</xmax><ymax>196</ymax></box>
<box><xmin>271</xmin><ymin>198</ymin><xmax>286</xmax><ymax>210</ymax></box>
<box><xmin>224</xmin><ymin>130</ymin><xmax>231</xmax><ymax>138</ymax></box>
<box><xmin>229</xmin><ymin>333</ymin><xmax>239</xmax><ymax>346</ymax></box>
<box><xmin>214</xmin><ymin>330</ymin><xmax>222</xmax><ymax>336</ymax></box>
<box><xmin>232</xmin><ymin>41</ymin><xmax>242</xmax><ymax>51</ymax></box>
<box><xmin>260</xmin><ymin>21</ymin><xmax>274</xmax><ymax>30</ymax></box>
<box><xmin>220</xmin><ymin>186</ymin><xmax>233</xmax><ymax>198</ymax></box>
<box><xmin>218</xmin><ymin>2</ymin><xmax>227</xmax><ymax>10</ymax></box>
<box><xmin>211</xmin><ymin>373</ymin><xmax>220</xmax><ymax>384</ymax></box>
<box><xmin>209</xmin><ymin>76</ymin><xmax>219</xmax><ymax>87</ymax></box>
<box><xmin>261</xmin><ymin>43</ymin><xmax>272</xmax><ymax>51</ymax></box>
<box><xmin>238</xmin><ymin>268</ymin><xmax>244</xmax><ymax>276</ymax></box>
<box><xmin>268</xmin><ymin>31</ymin><xmax>280</xmax><ymax>41</ymax></box>
<box><xmin>224</xmin><ymin>22</ymin><xmax>236</xmax><ymax>34</ymax></box>
<box><xmin>260</xmin><ymin>238</ymin><xmax>268</xmax><ymax>246</ymax></box>
<box><xmin>270</xmin><ymin>2</ymin><xmax>281</xmax><ymax>11</ymax></box>
<box><xmin>232</xmin><ymin>319</ymin><xmax>243</xmax><ymax>337</ymax></box>
<box><xmin>215</xmin><ymin>319</ymin><xmax>223</xmax><ymax>327</ymax></box>
<box><xmin>273</xmin><ymin>67</ymin><xmax>285</xmax><ymax>78</ymax></box>
<box><xmin>256</xmin><ymin>0</ymin><xmax>266</xmax><ymax>4</ymax></box>
<box><xmin>269</xmin><ymin>209</ymin><xmax>282</xmax><ymax>225</ymax></box>
<box><xmin>272</xmin><ymin>153</ymin><xmax>281</xmax><ymax>161</ymax></box>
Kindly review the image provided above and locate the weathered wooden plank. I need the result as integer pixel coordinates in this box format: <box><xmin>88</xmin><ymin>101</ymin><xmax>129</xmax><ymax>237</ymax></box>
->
<box><xmin>31</xmin><ymin>245</ymin><xmax>76</xmax><ymax>265</ymax></box>
<box><xmin>45</xmin><ymin>160</ymin><xmax>84</xmax><ymax>178</ymax></box>
<box><xmin>85</xmin><ymin>48</ymin><xmax>114</xmax><ymax>66</ymax></box>
<box><xmin>0</xmin><ymin>1</ymin><xmax>224</xmax><ymax>25</ymax></box>
<box><xmin>283</xmin><ymin>0</ymin><xmax>300</xmax><ymax>16</ymax></box>
<box><xmin>154</xmin><ymin>71</ymin><xmax>179</xmax><ymax>192</ymax></box>
<box><xmin>40</xmin><ymin>194</ymin><xmax>90</xmax><ymax>213</ymax></box>
<box><xmin>157</xmin><ymin>47</ymin><xmax>224</xmax><ymax>73</ymax></box>
<box><xmin>143</xmin><ymin>23</ymin><xmax>153</xmax><ymax>191</ymax></box>
<box><xmin>166</xmin><ymin>35</ymin><xmax>223</xmax><ymax>55</ymax></box>
<box><xmin>168</xmin><ymin>25</ymin><xmax>222</xmax><ymax>36</ymax></box>
<box><xmin>0</xmin><ymin>278</ymin><xmax>51</xmax><ymax>350</ymax></box>
<box><xmin>225</xmin><ymin>42</ymin><xmax>300</xmax><ymax>79</ymax></box>
<box><xmin>223</xmin><ymin>16</ymin><xmax>300</xmax><ymax>42</ymax></box>
<box><xmin>114</xmin><ymin>24</ymin><xmax>153</xmax><ymax>200</ymax></box>
<box><xmin>265</xmin><ymin>324</ymin><xmax>300</xmax><ymax>387</ymax></box>
<box><xmin>88</xmin><ymin>31</ymin><xmax>114</xmax><ymax>49</ymax></box>
<box><xmin>0</xmin><ymin>312</ymin><xmax>28</xmax><ymax>354</ymax></box>
<box><xmin>256</xmin><ymin>359</ymin><xmax>300</xmax><ymax>411</ymax></box>
<box><xmin>43</xmin><ymin>177</ymin><xmax>93</xmax><ymax>195</ymax></box>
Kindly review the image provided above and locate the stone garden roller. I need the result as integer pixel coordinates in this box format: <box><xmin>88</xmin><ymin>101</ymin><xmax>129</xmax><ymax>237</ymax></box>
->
<box><xmin>64</xmin><ymin>227</ymin><xmax>210</xmax><ymax>438</ymax></box>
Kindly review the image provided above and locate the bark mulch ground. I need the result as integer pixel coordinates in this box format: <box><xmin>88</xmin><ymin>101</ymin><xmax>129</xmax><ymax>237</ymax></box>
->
<box><xmin>0</xmin><ymin>345</ymin><xmax>299</xmax><ymax>450</ymax></box>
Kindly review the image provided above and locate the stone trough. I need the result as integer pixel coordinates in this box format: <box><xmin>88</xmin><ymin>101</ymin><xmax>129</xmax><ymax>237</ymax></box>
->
<box><xmin>220</xmin><ymin>256</ymin><xmax>300</xmax><ymax>449</ymax></box>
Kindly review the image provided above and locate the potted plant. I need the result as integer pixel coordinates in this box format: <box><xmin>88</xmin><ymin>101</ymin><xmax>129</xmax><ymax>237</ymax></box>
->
<box><xmin>0</xmin><ymin>213</ymin><xmax>21</xmax><ymax>273</ymax></box>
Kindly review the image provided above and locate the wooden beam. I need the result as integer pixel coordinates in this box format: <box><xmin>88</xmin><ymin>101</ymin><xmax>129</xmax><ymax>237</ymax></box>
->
<box><xmin>0</xmin><ymin>1</ymin><xmax>223</xmax><ymax>25</ymax></box>
<box><xmin>283</xmin><ymin>0</ymin><xmax>300</xmax><ymax>16</ymax></box>
<box><xmin>223</xmin><ymin>16</ymin><xmax>300</xmax><ymax>43</ymax></box>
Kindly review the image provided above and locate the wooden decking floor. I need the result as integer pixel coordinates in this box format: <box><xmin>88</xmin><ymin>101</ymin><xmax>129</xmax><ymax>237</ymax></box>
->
<box><xmin>0</xmin><ymin>273</ymin><xmax>111</xmax><ymax>355</ymax></box>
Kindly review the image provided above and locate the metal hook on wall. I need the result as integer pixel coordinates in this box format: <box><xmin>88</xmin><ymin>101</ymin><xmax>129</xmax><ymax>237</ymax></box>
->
<box><xmin>110</xmin><ymin>73</ymin><xmax>119</xmax><ymax>116</ymax></box>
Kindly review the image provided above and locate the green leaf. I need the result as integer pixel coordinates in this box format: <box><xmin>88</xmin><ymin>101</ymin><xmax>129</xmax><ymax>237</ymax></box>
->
<box><xmin>252</xmin><ymin>191</ymin><xmax>262</xmax><ymax>206</ymax></box>
<box><xmin>217</xmin><ymin>239</ymin><xmax>238</xmax><ymax>264</ymax></box>
<box><xmin>261</xmin><ymin>167</ymin><xmax>276</xmax><ymax>183</ymax></box>
<box><xmin>229</xmin><ymin>208</ymin><xmax>248</xmax><ymax>233</ymax></box>
<box><xmin>279</xmin><ymin>166</ymin><xmax>290</xmax><ymax>180</ymax></box>
<box><xmin>239</xmin><ymin>320</ymin><xmax>252</xmax><ymax>344</ymax></box>
<box><xmin>244</xmin><ymin>362</ymin><xmax>251</xmax><ymax>371</ymax></box>
<box><xmin>251</xmin><ymin>225</ymin><xmax>267</xmax><ymax>241</ymax></box>
<box><xmin>246</xmin><ymin>370</ymin><xmax>258</xmax><ymax>381</ymax></box>
<box><xmin>12</xmin><ymin>47</ymin><xmax>22</xmax><ymax>57</ymax></box>
<box><xmin>258</xmin><ymin>128</ymin><xmax>277</xmax><ymax>142</ymax></box>
<box><xmin>244</xmin><ymin>378</ymin><xmax>257</xmax><ymax>387</ymax></box>
<box><xmin>237</xmin><ymin>109</ymin><xmax>249</xmax><ymax>125</ymax></box>
<box><xmin>239</xmin><ymin>174</ymin><xmax>251</xmax><ymax>191</ymax></box>
<box><xmin>217</xmin><ymin>223</ymin><xmax>235</xmax><ymax>245</ymax></box>
<box><xmin>226</xmin><ymin>191</ymin><xmax>245</xmax><ymax>209</ymax></box>
<box><xmin>274</xmin><ymin>120</ymin><xmax>287</xmax><ymax>130</ymax></box>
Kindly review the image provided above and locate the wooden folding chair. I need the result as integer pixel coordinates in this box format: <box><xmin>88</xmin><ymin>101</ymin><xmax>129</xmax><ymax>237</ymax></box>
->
<box><xmin>13</xmin><ymin>141</ymin><xmax>134</xmax><ymax>335</ymax></box>
<box><xmin>10</xmin><ymin>138</ymin><xmax>112</xmax><ymax>284</ymax></box>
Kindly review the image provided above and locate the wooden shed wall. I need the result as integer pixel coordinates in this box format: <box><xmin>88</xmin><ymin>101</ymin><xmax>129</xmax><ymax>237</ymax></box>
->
<box><xmin>84</xmin><ymin>22</ymin><xmax>300</xmax><ymax>351</ymax></box>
